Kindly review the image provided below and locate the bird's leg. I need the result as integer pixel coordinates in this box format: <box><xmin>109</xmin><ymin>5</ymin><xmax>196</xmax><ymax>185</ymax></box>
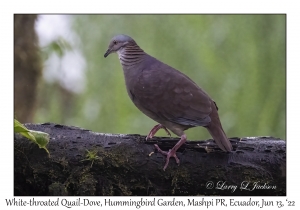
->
<box><xmin>154</xmin><ymin>134</ymin><xmax>187</xmax><ymax>170</ymax></box>
<box><xmin>146</xmin><ymin>124</ymin><xmax>171</xmax><ymax>140</ymax></box>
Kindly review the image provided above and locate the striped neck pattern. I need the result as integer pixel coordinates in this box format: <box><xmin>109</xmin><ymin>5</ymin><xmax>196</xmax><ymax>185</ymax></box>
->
<box><xmin>117</xmin><ymin>45</ymin><xmax>146</xmax><ymax>67</ymax></box>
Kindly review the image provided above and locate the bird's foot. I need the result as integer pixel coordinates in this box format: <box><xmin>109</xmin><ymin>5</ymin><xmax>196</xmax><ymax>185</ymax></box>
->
<box><xmin>154</xmin><ymin>144</ymin><xmax>180</xmax><ymax>171</ymax></box>
<box><xmin>146</xmin><ymin>124</ymin><xmax>171</xmax><ymax>140</ymax></box>
<box><xmin>153</xmin><ymin>134</ymin><xmax>187</xmax><ymax>170</ymax></box>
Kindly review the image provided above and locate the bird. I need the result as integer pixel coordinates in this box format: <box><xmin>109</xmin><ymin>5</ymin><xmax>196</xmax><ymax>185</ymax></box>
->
<box><xmin>104</xmin><ymin>34</ymin><xmax>233</xmax><ymax>170</ymax></box>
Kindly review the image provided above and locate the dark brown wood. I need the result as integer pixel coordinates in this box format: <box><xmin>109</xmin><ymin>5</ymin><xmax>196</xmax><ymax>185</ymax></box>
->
<box><xmin>14</xmin><ymin>123</ymin><xmax>286</xmax><ymax>196</ymax></box>
<box><xmin>14</xmin><ymin>15</ymin><xmax>41</xmax><ymax>123</ymax></box>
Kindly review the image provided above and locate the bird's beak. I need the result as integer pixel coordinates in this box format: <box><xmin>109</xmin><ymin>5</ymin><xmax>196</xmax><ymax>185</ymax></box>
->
<box><xmin>104</xmin><ymin>48</ymin><xmax>112</xmax><ymax>58</ymax></box>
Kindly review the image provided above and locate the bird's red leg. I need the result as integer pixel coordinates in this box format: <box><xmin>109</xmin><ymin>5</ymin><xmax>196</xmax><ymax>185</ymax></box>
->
<box><xmin>154</xmin><ymin>134</ymin><xmax>187</xmax><ymax>170</ymax></box>
<box><xmin>146</xmin><ymin>124</ymin><xmax>171</xmax><ymax>140</ymax></box>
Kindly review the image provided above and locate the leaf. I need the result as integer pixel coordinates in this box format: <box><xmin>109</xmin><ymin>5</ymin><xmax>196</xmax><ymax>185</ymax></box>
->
<box><xmin>14</xmin><ymin>119</ymin><xmax>50</xmax><ymax>156</ymax></box>
<box><xmin>14</xmin><ymin>119</ymin><xmax>29</xmax><ymax>132</ymax></box>
<box><xmin>14</xmin><ymin>119</ymin><xmax>36</xmax><ymax>142</ymax></box>
<box><xmin>30</xmin><ymin>130</ymin><xmax>50</xmax><ymax>155</ymax></box>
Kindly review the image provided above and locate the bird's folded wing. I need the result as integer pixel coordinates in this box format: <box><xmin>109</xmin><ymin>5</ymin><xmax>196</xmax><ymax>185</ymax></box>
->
<box><xmin>132</xmin><ymin>63</ymin><xmax>212</xmax><ymax>127</ymax></box>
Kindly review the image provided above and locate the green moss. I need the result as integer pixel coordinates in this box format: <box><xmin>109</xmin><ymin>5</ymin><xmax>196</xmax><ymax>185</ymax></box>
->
<box><xmin>48</xmin><ymin>182</ymin><xmax>68</xmax><ymax>196</ymax></box>
<box><xmin>81</xmin><ymin>149</ymin><xmax>101</xmax><ymax>167</ymax></box>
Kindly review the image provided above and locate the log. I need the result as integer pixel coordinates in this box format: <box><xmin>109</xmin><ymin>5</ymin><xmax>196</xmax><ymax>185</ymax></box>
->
<box><xmin>14</xmin><ymin>123</ymin><xmax>286</xmax><ymax>196</ymax></box>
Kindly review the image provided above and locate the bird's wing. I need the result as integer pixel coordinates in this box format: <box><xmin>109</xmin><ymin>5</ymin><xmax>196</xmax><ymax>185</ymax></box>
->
<box><xmin>132</xmin><ymin>61</ymin><xmax>212</xmax><ymax>127</ymax></box>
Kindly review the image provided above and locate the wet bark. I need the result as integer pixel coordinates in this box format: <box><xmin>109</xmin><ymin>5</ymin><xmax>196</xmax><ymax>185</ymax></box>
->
<box><xmin>14</xmin><ymin>123</ymin><xmax>286</xmax><ymax>196</ymax></box>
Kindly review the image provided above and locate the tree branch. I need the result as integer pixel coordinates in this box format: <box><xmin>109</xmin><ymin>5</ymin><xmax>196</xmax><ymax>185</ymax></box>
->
<box><xmin>14</xmin><ymin>123</ymin><xmax>286</xmax><ymax>196</ymax></box>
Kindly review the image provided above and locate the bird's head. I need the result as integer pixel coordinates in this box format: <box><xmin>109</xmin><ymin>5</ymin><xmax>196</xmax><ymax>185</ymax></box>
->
<box><xmin>104</xmin><ymin>34</ymin><xmax>136</xmax><ymax>58</ymax></box>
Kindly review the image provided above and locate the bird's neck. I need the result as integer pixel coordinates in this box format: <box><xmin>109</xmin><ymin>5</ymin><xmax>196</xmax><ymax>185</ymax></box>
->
<box><xmin>117</xmin><ymin>45</ymin><xmax>146</xmax><ymax>67</ymax></box>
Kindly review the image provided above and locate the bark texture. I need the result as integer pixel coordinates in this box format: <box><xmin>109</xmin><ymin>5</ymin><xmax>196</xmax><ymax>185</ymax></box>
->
<box><xmin>14</xmin><ymin>123</ymin><xmax>286</xmax><ymax>196</ymax></box>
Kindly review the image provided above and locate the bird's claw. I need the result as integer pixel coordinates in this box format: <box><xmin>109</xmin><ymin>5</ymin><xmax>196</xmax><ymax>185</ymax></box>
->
<box><xmin>154</xmin><ymin>144</ymin><xmax>180</xmax><ymax>171</ymax></box>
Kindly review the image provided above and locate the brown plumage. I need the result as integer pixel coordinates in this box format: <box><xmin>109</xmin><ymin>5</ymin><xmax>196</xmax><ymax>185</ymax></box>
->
<box><xmin>104</xmin><ymin>34</ymin><xmax>232</xmax><ymax>170</ymax></box>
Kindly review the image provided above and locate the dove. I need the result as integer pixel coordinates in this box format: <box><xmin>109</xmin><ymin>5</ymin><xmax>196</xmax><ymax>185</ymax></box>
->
<box><xmin>104</xmin><ymin>34</ymin><xmax>232</xmax><ymax>170</ymax></box>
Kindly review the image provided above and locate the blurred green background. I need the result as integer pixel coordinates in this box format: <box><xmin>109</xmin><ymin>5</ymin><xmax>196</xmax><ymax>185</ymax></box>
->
<box><xmin>14</xmin><ymin>14</ymin><xmax>286</xmax><ymax>140</ymax></box>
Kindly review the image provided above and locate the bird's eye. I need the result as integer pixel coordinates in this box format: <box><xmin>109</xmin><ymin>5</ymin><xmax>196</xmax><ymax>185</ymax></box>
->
<box><xmin>113</xmin><ymin>40</ymin><xmax>117</xmax><ymax>45</ymax></box>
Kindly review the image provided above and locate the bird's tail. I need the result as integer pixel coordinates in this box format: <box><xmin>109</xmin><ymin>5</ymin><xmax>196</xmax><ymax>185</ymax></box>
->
<box><xmin>206</xmin><ymin>122</ymin><xmax>233</xmax><ymax>152</ymax></box>
<box><xmin>206</xmin><ymin>102</ymin><xmax>233</xmax><ymax>152</ymax></box>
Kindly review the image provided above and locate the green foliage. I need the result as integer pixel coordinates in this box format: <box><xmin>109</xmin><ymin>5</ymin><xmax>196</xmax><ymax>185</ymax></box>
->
<box><xmin>14</xmin><ymin>119</ymin><xmax>36</xmax><ymax>141</ymax></box>
<box><xmin>81</xmin><ymin>150</ymin><xmax>100</xmax><ymax>167</ymax></box>
<box><xmin>14</xmin><ymin>119</ymin><xmax>50</xmax><ymax>155</ymax></box>
<box><xmin>34</xmin><ymin>15</ymin><xmax>286</xmax><ymax>140</ymax></box>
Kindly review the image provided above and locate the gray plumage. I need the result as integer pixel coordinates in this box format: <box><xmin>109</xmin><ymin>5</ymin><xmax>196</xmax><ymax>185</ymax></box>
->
<box><xmin>104</xmin><ymin>34</ymin><xmax>232</xmax><ymax>170</ymax></box>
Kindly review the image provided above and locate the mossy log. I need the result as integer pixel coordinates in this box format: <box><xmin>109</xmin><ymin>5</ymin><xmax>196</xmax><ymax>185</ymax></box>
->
<box><xmin>14</xmin><ymin>123</ymin><xmax>286</xmax><ymax>196</ymax></box>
